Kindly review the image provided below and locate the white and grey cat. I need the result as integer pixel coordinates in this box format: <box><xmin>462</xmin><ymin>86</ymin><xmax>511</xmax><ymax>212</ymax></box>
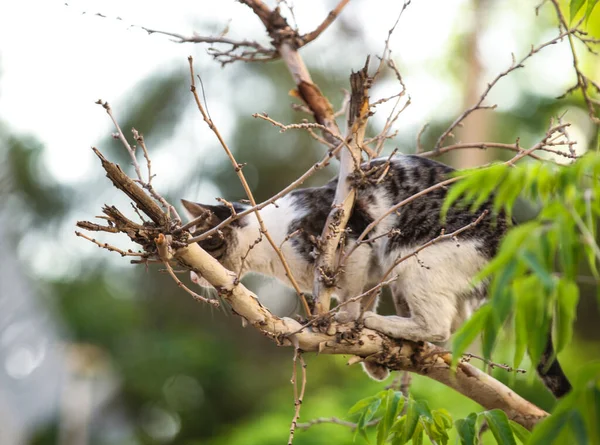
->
<box><xmin>183</xmin><ymin>154</ymin><xmax>571</xmax><ymax>397</ymax></box>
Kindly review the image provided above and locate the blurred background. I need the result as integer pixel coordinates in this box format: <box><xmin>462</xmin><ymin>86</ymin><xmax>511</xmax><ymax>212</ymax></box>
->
<box><xmin>0</xmin><ymin>0</ymin><xmax>599</xmax><ymax>444</ymax></box>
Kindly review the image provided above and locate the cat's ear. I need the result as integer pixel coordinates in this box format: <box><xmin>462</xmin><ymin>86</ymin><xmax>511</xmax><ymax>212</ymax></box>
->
<box><xmin>181</xmin><ymin>200</ymin><xmax>224</xmax><ymax>232</ymax></box>
<box><xmin>181</xmin><ymin>199</ymin><xmax>209</xmax><ymax>219</ymax></box>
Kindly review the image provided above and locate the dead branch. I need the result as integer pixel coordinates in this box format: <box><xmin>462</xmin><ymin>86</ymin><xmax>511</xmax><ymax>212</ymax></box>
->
<box><xmin>288</xmin><ymin>343</ymin><xmax>307</xmax><ymax>445</ymax></box>
<box><xmin>91</xmin><ymin>148</ymin><xmax>169</xmax><ymax>227</ymax></box>
<box><xmin>299</xmin><ymin>0</ymin><xmax>350</xmax><ymax>46</ymax></box>
<box><xmin>176</xmin><ymin>238</ymin><xmax>548</xmax><ymax>430</ymax></box>
<box><xmin>142</xmin><ymin>27</ymin><xmax>276</xmax><ymax>65</ymax></box>
<box><xmin>238</xmin><ymin>0</ymin><xmax>344</xmax><ymax>149</ymax></box>
<box><xmin>155</xmin><ymin>233</ymin><xmax>220</xmax><ymax>307</ymax></box>
<box><xmin>75</xmin><ymin>231</ymin><xmax>146</xmax><ymax>257</ymax></box>
<box><xmin>312</xmin><ymin>60</ymin><xmax>371</xmax><ymax>314</ymax></box>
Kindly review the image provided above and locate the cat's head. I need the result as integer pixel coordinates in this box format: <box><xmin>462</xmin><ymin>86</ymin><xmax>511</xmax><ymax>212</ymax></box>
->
<box><xmin>181</xmin><ymin>199</ymin><xmax>247</xmax><ymax>287</ymax></box>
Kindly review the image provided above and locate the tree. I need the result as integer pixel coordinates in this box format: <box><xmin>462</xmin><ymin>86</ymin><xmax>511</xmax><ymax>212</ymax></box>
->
<box><xmin>73</xmin><ymin>1</ymin><xmax>600</xmax><ymax>444</ymax></box>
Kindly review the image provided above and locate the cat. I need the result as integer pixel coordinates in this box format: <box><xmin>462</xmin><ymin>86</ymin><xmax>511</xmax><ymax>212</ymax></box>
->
<box><xmin>182</xmin><ymin>154</ymin><xmax>571</xmax><ymax>398</ymax></box>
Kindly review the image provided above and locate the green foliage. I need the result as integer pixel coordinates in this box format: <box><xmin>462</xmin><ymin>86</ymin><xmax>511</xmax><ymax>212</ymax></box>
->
<box><xmin>349</xmin><ymin>390</ymin><xmax>454</xmax><ymax>445</ymax></box>
<box><xmin>446</xmin><ymin>154</ymin><xmax>600</xmax><ymax>366</ymax></box>
<box><xmin>349</xmin><ymin>390</ymin><xmax>531</xmax><ymax>445</ymax></box>
<box><xmin>570</xmin><ymin>0</ymin><xmax>600</xmax><ymax>23</ymax></box>
<box><xmin>441</xmin><ymin>153</ymin><xmax>600</xmax><ymax>442</ymax></box>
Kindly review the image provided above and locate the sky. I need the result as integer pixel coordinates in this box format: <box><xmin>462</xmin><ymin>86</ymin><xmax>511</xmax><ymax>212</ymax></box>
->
<box><xmin>0</xmin><ymin>0</ymin><xmax>585</xmax><ymax>284</ymax></box>
<box><xmin>0</xmin><ymin>0</ymin><xmax>577</xmax><ymax>187</ymax></box>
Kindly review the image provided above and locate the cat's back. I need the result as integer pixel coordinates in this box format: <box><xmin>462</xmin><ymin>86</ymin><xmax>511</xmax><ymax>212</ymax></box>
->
<box><xmin>356</xmin><ymin>155</ymin><xmax>507</xmax><ymax>259</ymax></box>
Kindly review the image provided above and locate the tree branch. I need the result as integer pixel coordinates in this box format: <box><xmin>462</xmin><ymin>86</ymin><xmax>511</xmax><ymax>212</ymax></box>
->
<box><xmin>312</xmin><ymin>60</ymin><xmax>371</xmax><ymax>314</ymax></box>
<box><xmin>78</xmin><ymin>140</ymin><xmax>550</xmax><ymax>430</ymax></box>
<box><xmin>299</xmin><ymin>0</ymin><xmax>351</xmax><ymax>47</ymax></box>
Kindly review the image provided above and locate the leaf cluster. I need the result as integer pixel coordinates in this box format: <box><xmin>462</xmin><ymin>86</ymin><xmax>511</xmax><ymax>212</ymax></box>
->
<box><xmin>348</xmin><ymin>389</ymin><xmax>528</xmax><ymax>445</ymax></box>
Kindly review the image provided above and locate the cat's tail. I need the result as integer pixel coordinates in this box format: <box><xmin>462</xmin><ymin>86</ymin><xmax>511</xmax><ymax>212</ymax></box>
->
<box><xmin>537</xmin><ymin>332</ymin><xmax>572</xmax><ymax>398</ymax></box>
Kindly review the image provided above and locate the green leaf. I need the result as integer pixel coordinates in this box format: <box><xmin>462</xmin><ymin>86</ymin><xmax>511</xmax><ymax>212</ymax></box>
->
<box><xmin>349</xmin><ymin>395</ymin><xmax>379</xmax><ymax>415</ymax></box>
<box><xmin>558</xmin><ymin>216</ymin><xmax>577</xmax><ymax>279</ymax></box>
<box><xmin>529</xmin><ymin>410</ymin><xmax>571</xmax><ymax>444</ymax></box>
<box><xmin>554</xmin><ymin>279</ymin><xmax>579</xmax><ymax>354</ymax></box>
<box><xmin>412</xmin><ymin>422</ymin><xmax>424</xmax><ymax>445</ymax></box>
<box><xmin>455</xmin><ymin>413</ymin><xmax>477</xmax><ymax>445</ymax></box>
<box><xmin>583</xmin><ymin>385</ymin><xmax>600</xmax><ymax>444</ymax></box>
<box><xmin>356</xmin><ymin>398</ymin><xmax>382</xmax><ymax>442</ymax></box>
<box><xmin>520</xmin><ymin>250</ymin><xmax>554</xmax><ymax>289</ymax></box>
<box><xmin>400</xmin><ymin>397</ymin><xmax>419</xmax><ymax>444</ymax></box>
<box><xmin>585</xmin><ymin>0</ymin><xmax>600</xmax><ymax>22</ymax></box>
<box><xmin>570</xmin><ymin>410</ymin><xmax>589</xmax><ymax>445</ymax></box>
<box><xmin>452</xmin><ymin>305</ymin><xmax>491</xmax><ymax>364</ymax></box>
<box><xmin>509</xmin><ymin>420</ymin><xmax>531</xmax><ymax>444</ymax></box>
<box><xmin>442</xmin><ymin>178</ymin><xmax>472</xmax><ymax>221</ymax></box>
<box><xmin>482</xmin><ymin>410</ymin><xmax>517</xmax><ymax>445</ymax></box>
<box><xmin>377</xmin><ymin>390</ymin><xmax>404</xmax><ymax>445</ymax></box>
<box><xmin>513</xmin><ymin>275</ymin><xmax>549</xmax><ymax>368</ymax></box>
<box><xmin>513</xmin><ymin>290</ymin><xmax>528</xmax><ymax>369</ymax></box>
<box><xmin>469</xmin><ymin>164</ymin><xmax>508</xmax><ymax>212</ymax></box>
<box><xmin>433</xmin><ymin>408</ymin><xmax>453</xmax><ymax>430</ymax></box>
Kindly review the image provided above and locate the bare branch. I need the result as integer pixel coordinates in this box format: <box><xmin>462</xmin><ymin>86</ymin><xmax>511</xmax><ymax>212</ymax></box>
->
<box><xmin>288</xmin><ymin>344</ymin><xmax>307</xmax><ymax>445</ymax></box>
<box><xmin>313</xmin><ymin>60</ymin><xmax>371</xmax><ymax>314</ymax></box>
<box><xmin>434</xmin><ymin>28</ymin><xmax>577</xmax><ymax>150</ymax></box>
<box><xmin>188</xmin><ymin>57</ymin><xmax>311</xmax><ymax>316</ymax></box>
<box><xmin>142</xmin><ymin>27</ymin><xmax>275</xmax><ymax>65</ymax></box>
<box><xmin>174</xmin><ymin>238</ymin><xmax>548</xmax><ymax>430</ymax></box>
<box><xmin>299</xmin><ymin>0</ymin><xmax>350</xmax><ymax>46</ymax></box>
<box><xmin>80</xmin><ymin>138</ymin><xmax>549</xmax><ymax>431</ymax></box>
<box><xmin>75</xmin><ymin>231</ymin><xmax>146</xmax><ymax>257</ymax></box>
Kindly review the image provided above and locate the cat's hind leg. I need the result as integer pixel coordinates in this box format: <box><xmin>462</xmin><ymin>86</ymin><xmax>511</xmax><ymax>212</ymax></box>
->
<box><xmin>363</xmin><ymin>240</ymin><xmax>486</xmax><ymax>342</ymax></box>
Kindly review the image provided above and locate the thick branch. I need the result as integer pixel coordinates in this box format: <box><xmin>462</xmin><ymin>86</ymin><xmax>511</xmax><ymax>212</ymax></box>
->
<box><xmin>174</xmin><ymin>242</ymin><xmax>548</xmax><ymax>430</ymax></box>
<box><xmin>313</xmin><ymin>62</ymin><xmax>371</xmax><ymax>314</ymax></box>
<box><xmin>92</xmin><ymin>148</ymin><xmax>168</xmax><ymax>226</ymax></box>
<box><xmin>81</xmin><ymin>145</ymin><xmax>550</xmax><ymax>430</ymax></box>
<box><xmin>240</xmin><ymin>0</ymin><xmax>343</xmax><ymax>148</ymax></box>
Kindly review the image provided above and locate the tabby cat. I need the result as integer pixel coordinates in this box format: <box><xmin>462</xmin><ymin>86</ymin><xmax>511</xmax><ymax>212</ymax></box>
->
<box><xmin>182</xmin><ymin>154</ymin><xmax>571</xmax><ymax>397</ymax></box>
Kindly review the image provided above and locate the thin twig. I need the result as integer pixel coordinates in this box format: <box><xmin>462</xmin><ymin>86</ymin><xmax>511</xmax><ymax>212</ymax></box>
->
<box><xmin>461</xmin><ymin>353</ymin><xmax>527</xmax><ymax>374</ymax></box>
<box><xmin>550</xmin><ymin>0</ymin><xmax>600</xmax><ymax>125</ymax></box>
<box><xmin>288</xmin><ymin>343</ymin><xmax>307</xmax><ymax>445</ymax></box>
<box><xmin>300</xmin><ymin>0</ymin><xmax>351</xmax><ymax>46</ymax></box>
<box><xmin>142</xmin><ymin>27</ymin><xmax>275</xmax><ymax>65</ymax></box>
<box><xmin>297</xmin><ymin>416</ymin><xmax>380</xmax><ymax>431</ymax></box>
<box><xmin>75</xmin><ymin>231</ymin><xmax>147</xmax><ymax>257</ymax></box>
<box><xmin>434</xmin><ymin>28</ymin><xmax>577</xmax><ymax>150</ymax></box>
<box><xmin>188</xmin><ymin>57</ymin><xmax>311</xmax><ymax>316</ymax></box>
